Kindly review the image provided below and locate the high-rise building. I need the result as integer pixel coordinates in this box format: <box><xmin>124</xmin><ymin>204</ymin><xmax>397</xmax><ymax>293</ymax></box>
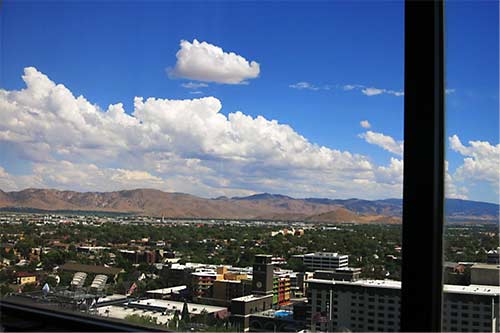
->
<box><xmin>306</xmin><ymin>278</ymin><xmax>500</xmax><ymax>332</ymax></box>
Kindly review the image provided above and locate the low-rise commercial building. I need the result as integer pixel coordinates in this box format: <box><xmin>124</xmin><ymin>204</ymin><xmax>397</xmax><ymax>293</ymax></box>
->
<box><xmin>15</xmin><ymin>272</ymin><xmax>37</xmax><ymax>285</ymax></box>
<box><xmin>303</xmin><ymin>252</ymin><xmax>349</xmax><ymax>271</ymax></box>
<box><xmin>160</xmin><ymin>264</ymin><xmax>194</xmax><ymax>288</ymax></box>
<box><xmin>60</xmin><ymin>263</ymin><xmax>123</xmax><ymax>282</ymax></box>
<box><xmin>146</xmin><ymin>285</ymin><xmax>187</xmax><ymax>299</ymax></box>
<box><xmin>470</xmin><ymin>263</ymin><xmax>500</xmax><ymax>286</ymax></box>
<box><xmin>212</xmin><ymin>279</ymin><xmax>253</xmax><ymax>305</ymax></box>
<box><xmin>127</xmin><ymin>298</ymin><xmax>228</xmax><ymax>319</ymax></box>
<box><xmin>230</xmin><ymin>294</ymin><xmax>274</xmax><ymax>332</ymax></box>
<box><xmin>97</xmin><ymin>299</ymin><xmax>228</xmax><ymax>325</ymax></box>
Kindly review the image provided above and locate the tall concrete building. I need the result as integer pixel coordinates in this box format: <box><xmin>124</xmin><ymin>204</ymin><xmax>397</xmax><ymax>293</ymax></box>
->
<box><xmin>306</xmin><ymin>278</ymin><xmax>500</xmax><ymax>332</ymax></box>
<box><xmin>303</xmin><ymin>252</ymin><xmax>349</xmax><ymax>271</ymax></box>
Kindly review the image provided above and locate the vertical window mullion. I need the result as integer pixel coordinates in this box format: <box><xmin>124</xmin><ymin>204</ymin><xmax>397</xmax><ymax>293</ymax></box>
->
<box><xmin>401</xmin><ymin>0</ymin><xmax>445</xmax><ymax>332</ymax></box>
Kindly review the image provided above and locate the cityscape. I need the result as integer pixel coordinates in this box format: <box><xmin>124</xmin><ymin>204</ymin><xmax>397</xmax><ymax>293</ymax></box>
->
<box><xmin>0</xmin><ymin>0</ymin><xmax>499</xmax><ymax>332</ymax></box>
<box><xmin>0</xmin><ymin>210</ymin><xmax>498</xmax><ymax>331</ymax></box>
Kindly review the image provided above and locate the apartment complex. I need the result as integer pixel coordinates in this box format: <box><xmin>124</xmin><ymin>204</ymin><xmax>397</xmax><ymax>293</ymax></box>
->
<box><xmin>306</xmin><ymin>278</ymin><xmax>500</xmax><ymax>332</ymax></box>
<box><xmin>191</xmin><ymin>270</ymin><xmax>222</xmax><ymax>298</ymax></box>
<box><xmin>273</xmin><ymin>274</ymin><xmax>292</xmax><ymax>306</ymax></box>
<box><xmin>303</xmin><ymin>252</ymin><xmax>349</xmax><ymax>271</ymax></box>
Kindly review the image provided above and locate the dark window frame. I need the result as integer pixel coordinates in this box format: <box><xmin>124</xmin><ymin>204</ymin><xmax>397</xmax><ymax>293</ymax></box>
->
<box><xmin>401</xmin><ymin>0</ymin><xmax>445</xmax><ymax>332</ymax></box>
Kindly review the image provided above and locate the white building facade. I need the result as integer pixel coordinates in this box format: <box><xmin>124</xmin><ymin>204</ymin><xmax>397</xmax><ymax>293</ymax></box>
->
<box><xmin>303</xmin><ymin>253</ymin><xmax>349</xmax><ymax>271</ymax></box>
<box><xmin>306</xmin><ymin>279</ymin><xmax>500</xmax><ymax>332</ymax></box>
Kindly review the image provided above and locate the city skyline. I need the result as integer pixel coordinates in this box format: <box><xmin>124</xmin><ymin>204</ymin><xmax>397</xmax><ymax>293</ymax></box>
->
<box><xmin>0</xmin><ymin>1</ymin><xmax>498</xmax><ymax>203</ymax></box>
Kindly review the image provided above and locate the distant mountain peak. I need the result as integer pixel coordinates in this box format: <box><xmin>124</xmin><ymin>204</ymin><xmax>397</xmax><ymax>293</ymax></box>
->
<box><xmin>232</xmin><ymin>193</ymin><xmax>293</xmax><ymax>200</ymax></box>
<box><xmin>0</xmin><ymin>188</ymin><xmax>497</xmax><ymax>224</ymax></box>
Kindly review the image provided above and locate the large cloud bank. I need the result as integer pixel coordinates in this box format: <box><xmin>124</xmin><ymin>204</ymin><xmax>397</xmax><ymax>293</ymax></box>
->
<box><xmin>0</xmin><ymin>67</ymin><xmax>496</xmax><ymax>201</ymax></box>
<box><xmin>0</xmin><ymin>67</ymin><xmax>404</xmax><ymax>198</ymax></box>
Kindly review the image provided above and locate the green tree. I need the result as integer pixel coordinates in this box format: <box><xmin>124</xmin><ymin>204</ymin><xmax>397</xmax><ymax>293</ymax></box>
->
<box><xmin>285</xmin><ymin>257</ymin><xmax>306</xmax><ymax>272</ymax></box>
<box><xmin>21</xmin><ymin>282</ymin><xmax>38</xmax><ymax>293</ymax></box>
<box><xmin>58</xmin><ymin>271</ymin><xmax>74</xmax><ymax>286</ymax></box>
<box><xmin>181</xmin><ymin>301</ymin><xmax>190</xmax><ymax>322</ymax></box>
<box><xmin>40</xmin><ymin>275</ymin><xmax>58</xmax><ymax>287</ymax></box>
<box><xmin>16</xmin><ymin>238</ymin><xmax>35</xmax><ymax>257</ymax></box>
<box><xmin>0</xmin><ymin>284</ymin><xmax>13</xmax><ymax>297</ymax></box>
<box><xmin>124</xmin><ymin>314</ymin><xmax>158</xmax><ymax>326</ymax></box>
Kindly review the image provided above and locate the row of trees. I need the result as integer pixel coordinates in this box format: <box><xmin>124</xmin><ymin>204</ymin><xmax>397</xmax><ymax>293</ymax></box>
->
<box><xmin>0</xmin><ymin>220</ymin><xmax>497</xmax><ymax>284</ymax></box>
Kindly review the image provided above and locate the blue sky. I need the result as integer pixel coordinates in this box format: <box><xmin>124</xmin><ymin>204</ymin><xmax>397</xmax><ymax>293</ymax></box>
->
<box><xmin>0</xmin><ymin>1</ymin><xmax>498</xmax><ymax>203</ymax></box>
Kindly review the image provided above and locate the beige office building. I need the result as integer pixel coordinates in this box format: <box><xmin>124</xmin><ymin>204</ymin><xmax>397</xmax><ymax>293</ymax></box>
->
<box><xmin>307</xmin><ymin>279</ymin><xmax>499</xmax><ymax>332</ymax></box>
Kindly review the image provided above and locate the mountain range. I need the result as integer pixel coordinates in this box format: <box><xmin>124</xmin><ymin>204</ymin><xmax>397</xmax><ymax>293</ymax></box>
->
<box><xmin>0</xmin><ymin>188</ymin><xmax>498</xmax><ymax>224</ymax></box>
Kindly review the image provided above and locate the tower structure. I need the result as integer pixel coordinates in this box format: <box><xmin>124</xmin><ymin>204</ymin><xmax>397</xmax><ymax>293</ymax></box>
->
<box><xmin>252</xmin><ymin>254</ymin><xmax>273</xmax><ymax>295</ymax></box>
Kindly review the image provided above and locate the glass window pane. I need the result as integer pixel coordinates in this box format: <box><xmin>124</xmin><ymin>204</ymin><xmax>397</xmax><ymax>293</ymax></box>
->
<box><xmin>443</xmin><ymin>1</ymin><xmax>500</xmax><ymax>332</ymax></box>
<box><xmin>0</xmin><ymin>1</ymin><xmax>406</xmax><ymax>331</ymax></box>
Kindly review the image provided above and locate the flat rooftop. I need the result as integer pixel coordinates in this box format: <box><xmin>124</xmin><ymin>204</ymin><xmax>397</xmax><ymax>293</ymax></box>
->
<box><xmin>97</xmin><ymin>294</ymin><xmax>128</xmax><ymax>303</ymax></box>
<box><xmin>128</xmin><ymin>299</ymin><xmax>227</xmax><ymax>314</ymax></box>
<box><xmin>192</xmin><ymin>271</ymin><xmax>218</xmax><ymax>277</ymax></box>
<box><xmin>96</xmin><ymin>305</ymin><xmax>172</xmax><ymax>325</ymax></box>
<box><xmin>444</xmin><ymin>284</ymin><xmax>500</xmax><ymax>296</ymax></box>
<box><xmin>304</xmin><ymin>252</ymin><xmax>348</xmax><ymax>258</ymax></box>
<box><xmin>214</xmin><ymin>279</ymin><xmax>242</xmax><ymax>284</ymax></box>
<box><xmin>471</xmin><ymin>263</ymin><xmax>500</xmax><ymax>270</ymax></box>
<box><xmin>232</xmin><ymin>294</ymin><xmax>273</xmax><ymax>302</ymax></box>
<box><xmin>308</xmin><ymin>279</ymin><xmax>500</xmax><ymax>296</ymax></box>
<box><xmin>146</xmin><ymin>286</ymin><xmax>187</xmax><ymax>294</ymax></box>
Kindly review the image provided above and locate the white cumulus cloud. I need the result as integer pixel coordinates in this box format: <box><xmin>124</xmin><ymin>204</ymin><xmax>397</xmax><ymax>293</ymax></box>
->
<box><xmin>168</xmin><ymin>39</ymin><xmax>260</xmax><ymax>84</ymax></box>
<box><xmin>445</xmin><ymin>161</ymin><xmax>468</xmax><ymax>200</ymax></box>
<box><xmin>359</xmin><ymin>131</ymin><xmax>404</xmax><ymax>156</ymax></box>
<box><xmin>0</xmin><ymin>67</ymin><xmax>412</xmax><ymax>199</ymax></box>
<box><xmin>360</xmin><ymin>120</ymin><xmax>371</xmax><ymax>129</ymax></box>
<box><xmin>449</xmin><ymin>135</ymin><xmax>500</xmax><ymax>186</ymax></box>
<box><xmin>3</xmin><ymin>67</ymin><xmax>497</xmax><ymax>202</ymax></box>
<box><xmin>0</xmin><ymin>162</ymin><xmax>166</xmax><ymax>193</ymax></box>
